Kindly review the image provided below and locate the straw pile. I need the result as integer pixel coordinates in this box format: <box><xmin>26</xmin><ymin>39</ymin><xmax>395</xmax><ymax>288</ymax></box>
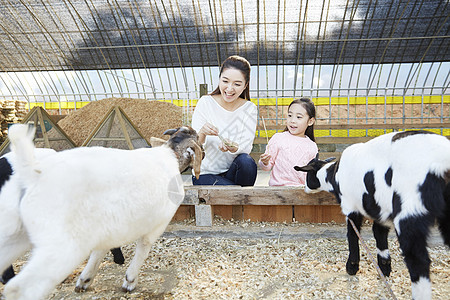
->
<box><xmin>0</xmin><ymin>100</ymin><xmax>27</xmax><ymax>141</ymax></box>
<box><xmin>58</xmin><ymin>98</ymin><xmax>183</xmax><ymax>146</ymax></box>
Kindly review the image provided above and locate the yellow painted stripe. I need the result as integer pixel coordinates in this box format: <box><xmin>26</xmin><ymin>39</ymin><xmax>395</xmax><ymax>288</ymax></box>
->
<box><xmin>26</xmin><ymin>95</ymin><xmax>449</xmax><ymax>110</ymax></box>
<box><xmin>253</xmin><ymin>95</ymin><xmax>449</xmax><ymax>106</ymax></box>
<box><xmin>28</xmin><ymin>102</ymin><xmax>90</xmax><ymax>110</ymax></box>
<box><xmin>256</xmin><ymin>128</ymin><xmax>449</xmax><ymax>139</ymax></box>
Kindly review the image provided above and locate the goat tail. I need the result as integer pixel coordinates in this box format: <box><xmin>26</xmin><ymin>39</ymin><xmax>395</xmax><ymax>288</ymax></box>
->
<box><xmin>8</xmin><ymin>124</ymin><xmax>40</xmax><ymax>185</ymax></box>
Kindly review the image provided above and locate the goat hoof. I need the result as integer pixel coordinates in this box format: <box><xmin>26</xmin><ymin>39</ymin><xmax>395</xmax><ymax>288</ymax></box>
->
<box><xmin>74</xmin><ymin>285</ymin><xmax>86</xmax><ymax>293</ymax></box>
<box><xmin>379</xmin><ymin>260</ymin><xmax>392</xmax><ymax>277</ymax></box>
<box><xmin>113</xmin><ymin>255</ymin><xmax>125</xmax><ymax>265</ymax></box>
<box><xmin>346</xmin><ymin>261</ymin><xmax>359</xmax><ymax>275</ymax></box>
<box><xmin>1</xmin><ymin>275</ymin><xmax>14</xmax><ymax>285</ymax></box>
<box><xmin>122</xmin><ymin>278</ymin><xmax>137</xmax><ymax>293</ymax></box>
<box><xmin>1</xmin><ymin>266</ymin><xmax>16</xmax><ymax>284</ymax></box>
<box><xmin>75</xmin><ymin>278</ymin><xmax>91</xmax><ymax>293</ymax></box>
<box><xmin>121</xmin><ymin>284</ymin><xmax>136</xmax><ymax>293</ymax></box>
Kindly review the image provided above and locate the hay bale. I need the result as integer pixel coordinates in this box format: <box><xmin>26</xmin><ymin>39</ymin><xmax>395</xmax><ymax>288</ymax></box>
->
<box><xmin>58</xmin><ymin>98</ymin><xmax>182</xmax><ymax>146</ymax></box>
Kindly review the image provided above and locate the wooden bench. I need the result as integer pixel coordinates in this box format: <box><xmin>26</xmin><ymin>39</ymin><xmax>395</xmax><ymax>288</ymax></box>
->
<box><xmin>174</xmin><ymin>186</ymin><xmax>344</xmax><ymax>226</ymax></box>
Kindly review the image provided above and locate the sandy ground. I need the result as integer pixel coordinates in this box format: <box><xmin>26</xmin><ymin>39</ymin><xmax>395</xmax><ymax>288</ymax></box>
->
<box><xmin>1</xmin><ymin>220</ymin><xmax>449</xmax><ymax>300</ymax></box>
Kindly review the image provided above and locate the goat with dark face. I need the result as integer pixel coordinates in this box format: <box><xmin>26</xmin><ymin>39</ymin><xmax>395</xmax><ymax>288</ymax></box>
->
<box><xmin>295</xmin><ymin>131</ymin><xmax>450</xmax><ymax>300</ymax></box>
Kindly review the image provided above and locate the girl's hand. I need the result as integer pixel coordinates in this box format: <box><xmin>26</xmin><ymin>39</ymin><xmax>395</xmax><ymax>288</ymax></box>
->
<box><xmin>260</xmin><ymin>153</ymin><xmax>271</xmax><ymax>165</ymax></box>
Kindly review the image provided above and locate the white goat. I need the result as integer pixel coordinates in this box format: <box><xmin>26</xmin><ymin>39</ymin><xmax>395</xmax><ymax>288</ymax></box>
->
<box><xmin>295</xmin><ymin>130</ymin><xmax>450</xmax><ymax>300</ymax></box>
<box><xmin>1</xmin><ymin>124</ymin><xmax>202</xmax><ymax>300</ymax></box>
<box><xmin>0</xmin><ymin>148</ymin><xmax>56</xmax><ymax>284</ymax></box>
<box><xmin>0</xmin><ymin>148</ymin><xmax>125</xmax><ymax>286</ymax></box>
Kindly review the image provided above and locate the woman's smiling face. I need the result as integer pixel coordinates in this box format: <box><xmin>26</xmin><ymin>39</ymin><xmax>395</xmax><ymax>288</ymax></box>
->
<box><xmin>218</xmin><ymin>67</ymin><xmax>247</xmax><ymax>103</ymax></box>
<box><xmin>286</xmin><ymin>103</ymin><xmax>315</xmax><ymax>137</ymax></box>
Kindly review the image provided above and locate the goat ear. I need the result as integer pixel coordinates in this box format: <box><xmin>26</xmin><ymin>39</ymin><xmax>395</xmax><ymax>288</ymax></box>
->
<box><xmin>294</xmin><ymin>165</ymin><xmax>314</xmax><ymax>172</ymax></box>
<box><xmin>150</xmin><ymin>137</ymin><xmax>167</xmax><ymax>147</ymax></box>
<box><xmin>189</xmin><ymin>141</ymin><xmax>203</xmax><ymax>179</ymax></box>
<box><xmin>324</xmin><ymin>157</ymin><xmax>336</xmax><ymax>163</ymax></box>
<box><xmin>163</xmin><ymin>128</ymin><xmax>178</xmax><ymax>136</ymax></box>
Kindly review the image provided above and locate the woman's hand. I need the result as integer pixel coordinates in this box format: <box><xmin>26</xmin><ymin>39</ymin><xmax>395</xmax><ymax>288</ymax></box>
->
<box><xmin>259</xmin><ymin>153</ymin><xmax>271</xmax><ymax>165</ymax></box>
<box><xmin>219</xmin><ymin>138</ymin><xmax>238</xmax><ymax>153</ymax></box>
<box><xmin>198</xmin><ymin>122</ymin><xmax>219</xmax><ymax>144</ymax></box>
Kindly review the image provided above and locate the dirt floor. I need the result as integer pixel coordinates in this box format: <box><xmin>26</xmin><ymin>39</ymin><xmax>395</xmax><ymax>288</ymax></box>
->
<box><xmin>1</xmin><ymin>219</ymin><xmax>449</xmax><ymax>300</ymax></box>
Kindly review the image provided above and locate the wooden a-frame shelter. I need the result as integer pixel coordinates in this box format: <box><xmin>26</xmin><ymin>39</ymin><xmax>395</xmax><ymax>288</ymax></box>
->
<box><xmin>0</xmin><ymin>106</ymin><xmax>76</xmax><ymax>156</ymax></box>
<box><xmin>82</xmin><ymin>106</ymin><xmax>150</xmax><ymax>150</ymax></box>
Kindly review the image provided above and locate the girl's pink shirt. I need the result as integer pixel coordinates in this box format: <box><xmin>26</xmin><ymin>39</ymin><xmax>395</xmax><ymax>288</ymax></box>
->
<box><xmin>258</xmin><ymin>131</ymin><xmax>318</xmax><ymax>186</ymax></box>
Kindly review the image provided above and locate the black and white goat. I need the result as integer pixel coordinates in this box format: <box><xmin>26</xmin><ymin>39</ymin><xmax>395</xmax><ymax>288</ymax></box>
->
<box><xmin>0</xmin><ymin>148</ymin><xmax>125</xmax><ymax>285</ymax></box>
<box><xmin>0</xmin><ymin>148</ymin><xmax>56</xmax><ymax>284</ymax></box>
<box><xmin>295</xmin><ymin>131</ymin><xmax>450</xmax><ymax>300</ymax></box>
<box><xmin>1</xmin><ymin>124</ymin><xmax>203</xmax><ymax>300</ymax></box>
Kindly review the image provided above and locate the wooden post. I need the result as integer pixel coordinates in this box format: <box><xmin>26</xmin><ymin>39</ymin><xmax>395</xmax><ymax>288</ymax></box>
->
<box><xmin>199</xmin><ymin>84</ymin><xmax>208</xmax><ymax>97</ymax></box>
<box><xmin>195</xmin><ymin>205</ymin><xmax>213</xmax><ymax>227</ymax></box>
<box><xmin>115</xmin><ymin>107</ymin><xmax>134</xmax><ymax>150</ymax></box>
<box><xmin>36</xmin><ymin>108</ymin><xmax>50</xmax><ymax>148</ymax></box>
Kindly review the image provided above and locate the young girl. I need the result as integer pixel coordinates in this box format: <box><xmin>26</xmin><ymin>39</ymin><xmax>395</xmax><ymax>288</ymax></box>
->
<box><xmin>191</xmin><ymin>55</ymin><xmax>258</xmax><ymax>186</ymax></box>
<box><xmin>259</xmin><ymin>98</ymin><xmax>318</xmax><ymax>186</ymax></box>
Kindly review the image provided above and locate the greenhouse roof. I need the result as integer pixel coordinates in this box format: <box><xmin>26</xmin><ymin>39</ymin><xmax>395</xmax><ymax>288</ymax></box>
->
<box><xmin>0</xmin><ymin>0</ymin><xmax>448</xmax><ymax>72</ymax></box>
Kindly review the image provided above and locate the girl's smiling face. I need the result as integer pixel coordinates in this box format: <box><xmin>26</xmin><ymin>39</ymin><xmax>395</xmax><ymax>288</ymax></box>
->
<box><xmin>218</xmin><ymin>67</ymin><xmax>247</xmax><ymax>103</ymax></box>
<box><xmin>287</xmin><ymin>103</ymin><xmax>315</xmax><ymax>137</ymax></box>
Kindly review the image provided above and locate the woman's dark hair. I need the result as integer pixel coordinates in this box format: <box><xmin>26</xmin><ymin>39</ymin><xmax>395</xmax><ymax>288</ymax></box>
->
<box><xmin>284</xmin><ymin>97</ymin><xmax>316</xmax><ymax>142</ymax></box>
<box><xmin>211</xmin><ymin>55</ymin><xmax>251</xmax><ymax>100</ymax></box>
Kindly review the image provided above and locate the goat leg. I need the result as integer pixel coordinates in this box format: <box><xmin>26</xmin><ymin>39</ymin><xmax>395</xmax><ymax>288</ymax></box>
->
<box><xmin>346</xmin><ymin>212</ymin><xmax>363</xmax><ymax>275</ymax></box>
<box><xmin>372</xmin><ymin>221</ymin><xmax>391</xmax><ymax>277</ymax></box>
<box><xmin>111</xmin><ymin>247</ymin><xmax>125</xmax><ymax>265</ymax></box>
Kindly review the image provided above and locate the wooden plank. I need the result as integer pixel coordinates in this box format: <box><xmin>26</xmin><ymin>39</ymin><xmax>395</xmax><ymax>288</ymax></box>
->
<box><xmin>258</xmin><ymin>122</ymin><xmax>450</xmax><ymax>131</ymax></box>
<box><xmin>232</xmin><ymin>205</ymin><xmax>244</xmax><ymax>220</ymax></box>
<box><xmin>173</xmin><ymin>204</ymin><xmax>345</xmax><ymax>223</ymax></box>
<box><xmin>251</xmin><ymin>151</ymin><xmax>341</xmax><ymax>162</ymax></box>
<box><xmin>171</xmin><ymin>205</ymin><xmax>194</xmax><ymax>221</ymax></box>
<box><xmin>196</xmin><ymin>186</ymin><xmax>337</xmax><ymax>206</ymax></box>
<box><xmin>180</xmin><ymin>187</ymin><xmax>347</xmax><ymax>223</ymax></box>
<box><xmin>294</xmin><ymin>205</ymin><xmax>345</xmax><ymax>223</ymax></box>
<box><xmin>182</xmin><ymin>187</ymin><xmax>200</xmax><ymax>205</ymax></box>
<box><xmin>203</xmin><ymin>205</ymin><xmax>243</xmax><ymax>220</ymax></box>
<box><xmin>254</xmin><ymin>136</ymin><xmax>373</xmax><ymax>144</ymax></box>
<box><xmin>315</xmin><ymin>137</ymin><xmax>373</xmax><ymax>144</ymax></box>
<box><xmin>243</xmin><ymin>205</ymin><xmax>293</xmax><ymax>222</ymax></box>
<box><xmin>212</xmin><ymin>205</ymin><xmax>233</xmax><ymax>219</ymax></box>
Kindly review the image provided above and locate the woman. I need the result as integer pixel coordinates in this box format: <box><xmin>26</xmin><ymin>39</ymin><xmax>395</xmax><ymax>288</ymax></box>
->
<box><xmin>191</xmin><ymin>55</ymin><xmax>257</xmax><ymax>186</ymax></box>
